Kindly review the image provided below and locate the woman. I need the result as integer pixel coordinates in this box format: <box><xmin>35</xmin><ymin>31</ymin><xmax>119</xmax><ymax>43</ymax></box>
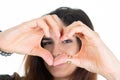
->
<box><xmin>0</xmin><ymin>7</ymin><xmax>120</xmax><ymax>80</ymax></box>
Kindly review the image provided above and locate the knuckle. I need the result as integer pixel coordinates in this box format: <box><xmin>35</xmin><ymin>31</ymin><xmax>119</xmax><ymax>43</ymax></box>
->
<box><xmin>94</xmin><ymin>32</ymin><xmax>100</xmax><ymax>37</ymax></box>
<box><xmin>74</xmin><ymin>21</ymin><xmax>83</xmax><ymax>25</ymax></box>
<box><xmin>52</xmin><ymin>14</ymin><xmax>57</xmax><ymax>17</ymax></box>
<box><xmin>45</xmin><ymin>25</ymin><xmax>49</xmax><ymax>30</ymax></box>
<box><xmin>43</xmin><ymin>15</ymin><xmax>51</xmax><ymax>20</ymax></box>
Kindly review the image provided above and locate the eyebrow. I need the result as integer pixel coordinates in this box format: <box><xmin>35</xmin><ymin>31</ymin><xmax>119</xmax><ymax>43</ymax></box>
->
<box><xmin>42</xmin><ymin>37</ymin><xmax>52</xmax><ymax>41</ymax></box>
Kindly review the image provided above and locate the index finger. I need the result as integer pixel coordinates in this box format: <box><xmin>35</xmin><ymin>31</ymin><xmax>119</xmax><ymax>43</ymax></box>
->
<box><xmin>36</xmin><ymin>18</ymin><xmax>50</xmax><ymax>37</ymax></box>
<box><xmin>43</xmin><ymin>15</ymin><xmax>61</xmax><ymax>38</ymax></box>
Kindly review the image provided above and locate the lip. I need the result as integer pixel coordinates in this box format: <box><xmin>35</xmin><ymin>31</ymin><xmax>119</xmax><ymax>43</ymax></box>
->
<box><xmin>53</xmin><ymin>63</ymin><xmax>66</xmax><ymax>68</ymax></box>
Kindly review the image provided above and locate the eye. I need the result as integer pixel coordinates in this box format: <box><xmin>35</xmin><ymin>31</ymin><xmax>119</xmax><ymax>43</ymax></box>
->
<box><xmin>62</xmin><ymin>39</ymin><xmax>72</xmax><ymax>44</ymax></box>
<box><xmin>42</xmin><ymin>41</ymin><xmax>53</xmax><ymax>46</ymax></box>
<box><xmin>41</xmin><ymin>37</ymin><xmax>53</xmax><ymax>47</ymax></box>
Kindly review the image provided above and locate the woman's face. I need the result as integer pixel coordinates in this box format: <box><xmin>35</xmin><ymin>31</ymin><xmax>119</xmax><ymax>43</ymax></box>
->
<box><xmin>41</xmin><ymin>25</ymin><xmax>80</xmax><ymax>79</ymax></box>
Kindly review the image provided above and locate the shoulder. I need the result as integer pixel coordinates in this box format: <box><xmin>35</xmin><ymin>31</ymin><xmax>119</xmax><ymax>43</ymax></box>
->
<box><xmin>0</xmin><ymin>74</ymin><xmax>12</xmax><ymax>80</ymax></box>
<box><xmin>0</xmin><ymin>72</ymin><xmax>24</xmax><ymax>80</ymax></box>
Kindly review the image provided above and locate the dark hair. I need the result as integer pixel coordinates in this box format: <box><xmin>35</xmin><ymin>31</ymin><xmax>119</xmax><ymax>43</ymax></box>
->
<box><xmin>49</xmin><ymin>7</ymin><xmax>94</xmax><ymax>30</ymax></box>
<box><xmin>23</xmin><ymin>7</ymin><xmax>97</xmax><ymax>80</ymax></box>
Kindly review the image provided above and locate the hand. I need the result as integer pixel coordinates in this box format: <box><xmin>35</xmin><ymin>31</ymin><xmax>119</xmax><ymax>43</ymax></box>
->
<box><xmin>0</xmin><ymin>15</ymin><xmax>61</xmax><ymax>65</ymax></box>
<box><xmin>54</xmin><ymin>21</ymin><xmax>120</xmax><ymax>79</ymax></box>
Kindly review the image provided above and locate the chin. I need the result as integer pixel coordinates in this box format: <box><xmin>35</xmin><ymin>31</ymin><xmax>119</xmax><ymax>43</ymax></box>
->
<box><xmin>45</xmin><ymin>63</ymin><xmax>77</xmax><ymax>78</ymax></box>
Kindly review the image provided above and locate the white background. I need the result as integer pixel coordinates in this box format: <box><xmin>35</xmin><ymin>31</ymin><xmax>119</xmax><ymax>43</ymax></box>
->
<box><xmin>0</xmin><ymin>0</ymin><xmax>120</xmax><ymax>80</ymax></box>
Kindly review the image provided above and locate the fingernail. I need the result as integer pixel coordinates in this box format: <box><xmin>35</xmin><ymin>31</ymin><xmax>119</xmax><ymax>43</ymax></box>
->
<box><xmin>60</xmin><ymin>36</ymin><xmax>66</xmax><ymax>41</ymax></box>
<box><xmin>49</xmin><ymin>60</ymin><xmax>53</xmax><ymax>66</ymax></box>
<box><xmin>46</xmin><ymin>35</ymin><xmax>50</xmax><ymax>38</ymax></box>
<box><xmin>45</xmin><ymin>32</ymin><xmax>50</xmax><ymax>38</ymax></box>
<box><xmin>67</xmin><ymin>33</ymin><xmax>72</xmax><ymax>37</ymax></box>
<box><xmin>55</xmin><ymin>33</ymin><xmax>60</xmax><ymax>38</ymax></box>
<box><xmin>53</xmin><ymin>63</ymin><xmax>59</xmax><ymax>66</ymax></box>
<box><xmin>55</xmin><ymin>32</ymin><xmax>60</xmax><ymax>38</ymax></box>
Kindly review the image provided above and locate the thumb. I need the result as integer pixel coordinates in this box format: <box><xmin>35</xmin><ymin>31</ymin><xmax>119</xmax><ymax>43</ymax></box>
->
<box><xmin>31</xmin><ymin>48</ymin><xmax>53</xmax><ymax>65</ymax></box>
<box><xmin>53</xmin><ymin>53</ymin><xmax>85</xmax><ymax>69</ymax></box>
<box><xmin>53</xmin><ymin>53</ymin><xmax>68</xmax><ymax>66</ymax></box>
<box><xmin>53</xmin><ymin>54</ymin><xmax>79</xmax><ymax>66</ymax></box>
<box><xmin>71</xmin><ymin>54</ymin><xmax>93</xmax><ymax>70</ymax></box>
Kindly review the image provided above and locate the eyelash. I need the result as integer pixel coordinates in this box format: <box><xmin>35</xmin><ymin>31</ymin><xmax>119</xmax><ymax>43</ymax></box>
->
<box><xmin>42</xmin><ymin>41</ymin><xmax>53</xmax><ymax>46</ymax></box>
<box><xmin>42</xmin><ymin>39</ymin><xmax>72</xmax><ymax>46</ymax></box>
<box><xmin>62</xmin><ymin>39</ymin><xmax>72</xmax><ymax>44</ymax></box>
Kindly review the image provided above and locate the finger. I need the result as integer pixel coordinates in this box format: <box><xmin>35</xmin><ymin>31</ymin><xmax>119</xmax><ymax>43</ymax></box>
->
<box><xmin>36</xmin><ymin>18</ymin><xmax>50</xmax><ymax>37</ymax></box>
<box><xmin>61</xmin><ymin>21</ymin><xmax>94</xmax><ymax>40</ymax></box>
<box><xmin>43</xmin><ymin>15</ymin><xmax>60</xmax><ymax>38</ymax></box>
<box><xmin>19</xmin><ymin>18</ymin><xmax>50</xmax><ymax>37</ymax></box>
<box><xmin>53</xmin><ymin>54</ymin><xmax>68</xmax><ymax>66</ymax></box>
<box><xmin>54</xmin><ymin>53</ymin><xmax>75</xmax><ymax>66</ymax></box>
<box><xmin>53</xmin><ymin>53</ymin><xmax>85</xmax><ymax>68</ymax></box>
<box><xmin>31</xmin><ymin>48</ymin><xmax>53</xmax><ymax>65</ymax></box>
<box><xmin>69</xmin><ymin>53</ymin><xmax>94</xmax><ymax>70</ymax></box>
<box><xmin>52</xmin><ymin>14</ymin><xmax>64</xmax><ymax>29</ymax></box>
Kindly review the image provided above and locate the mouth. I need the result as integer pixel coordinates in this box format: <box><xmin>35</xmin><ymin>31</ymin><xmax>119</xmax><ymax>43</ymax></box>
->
<box><xmin>53</xmin><ymin>63</ymin><xmax>67</xmax><ymax>68</ymax></box>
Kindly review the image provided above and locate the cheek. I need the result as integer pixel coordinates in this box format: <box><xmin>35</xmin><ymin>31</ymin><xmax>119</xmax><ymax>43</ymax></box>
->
<box><xmin>64</xmin><ymin>44</ymin><xmax>79</xmax><ymax>55</ymax></box>
<box><xmin>43</xmin><ymin>45</ymin><xmax>53</xmax><ymax>53</ymax></box>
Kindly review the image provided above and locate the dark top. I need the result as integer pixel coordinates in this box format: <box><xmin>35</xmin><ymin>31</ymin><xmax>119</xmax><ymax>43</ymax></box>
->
<box><xmin>0</xmin><ymin>73</ymin><xmax>23</xmax><ymax>80</ymax></box>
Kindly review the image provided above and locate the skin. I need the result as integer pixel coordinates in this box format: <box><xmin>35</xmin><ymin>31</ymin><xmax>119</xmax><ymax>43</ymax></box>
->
<box><xmin>54</xmin><ymin>21</ymin><xmax>120</xmax><ymax>80</ymax></box>
<box><xmin>42</xmin><ymin>16</ymin><xmax>80</xmax><ymax>80</ymax></box>
<box><xmin>0</xmin><ymin>15</ymin><xmax>60</xmax><ymax>65</ymax></box>
<box><xmin>0</xmin><ymin>15</ymin><xmax>120</xmax><ymax>80</ymax></box>
<box><xmin>42</xmin><ymin>30</ymin><xmax>79</xmax><ymax>80</ymax></box>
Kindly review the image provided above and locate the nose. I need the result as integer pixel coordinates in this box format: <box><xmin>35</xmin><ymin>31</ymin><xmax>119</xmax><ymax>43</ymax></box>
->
<box><xmin>52</xmin><ymin>45</ymin><xmax>65</xmax><ymax>58</ymax></box>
